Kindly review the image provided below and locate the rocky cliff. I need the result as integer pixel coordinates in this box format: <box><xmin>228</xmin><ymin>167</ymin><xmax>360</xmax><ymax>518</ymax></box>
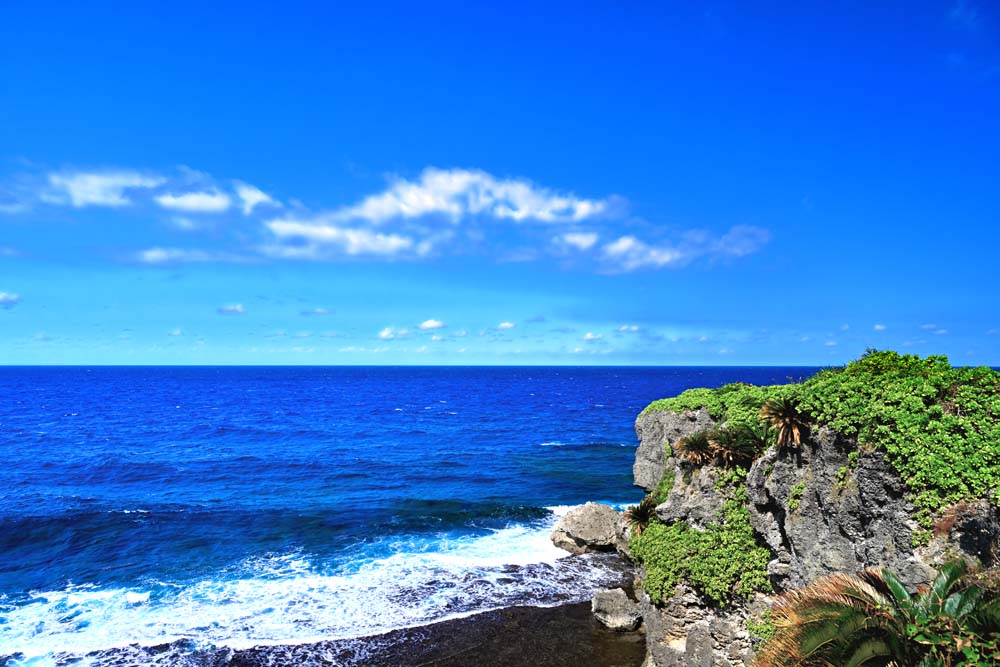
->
<box><xmin>630</xmin><ymin>405</ymin><xmax>1000</xmax><ymax>667</ymax></box>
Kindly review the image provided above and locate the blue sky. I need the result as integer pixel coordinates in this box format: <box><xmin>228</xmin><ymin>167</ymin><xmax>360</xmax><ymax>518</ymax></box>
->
<box><xmin>0</xmin><ymin>1</ymin><xmax>998</xmax><ymax>365</ymax></box>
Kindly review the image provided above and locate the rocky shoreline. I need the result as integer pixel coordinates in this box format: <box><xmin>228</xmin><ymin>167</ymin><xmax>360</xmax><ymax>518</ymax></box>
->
<box><xmin>43</xmin><ymin>555</ymin><xmax>644</xmax><ymax>667</ymax></box>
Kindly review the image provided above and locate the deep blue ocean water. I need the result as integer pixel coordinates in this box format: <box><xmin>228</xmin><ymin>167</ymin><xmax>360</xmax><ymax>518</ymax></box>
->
<box><xmin>0</xmin><ymin>366</ymin><xmax>817</xmax><ymax>664</ymax></box>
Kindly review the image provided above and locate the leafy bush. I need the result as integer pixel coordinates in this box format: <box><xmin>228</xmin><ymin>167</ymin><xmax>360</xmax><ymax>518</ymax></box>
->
<box><xmin>629</xmin><ymin>481</ymin><xmax>772</xmax><ymax>607</ymax></box>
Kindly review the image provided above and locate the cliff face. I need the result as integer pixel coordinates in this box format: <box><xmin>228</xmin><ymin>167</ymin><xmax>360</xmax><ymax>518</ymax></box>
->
<box><xmin>630</xmin><ymin>408</ymin><xmax>1000</xmax><ymax>667</ymax></box>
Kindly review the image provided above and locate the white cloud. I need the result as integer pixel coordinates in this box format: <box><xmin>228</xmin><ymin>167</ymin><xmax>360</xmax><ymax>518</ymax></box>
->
<box><xmin>874</xmin><ymin>324</ymin><xmax>887</xmax><ymax>331</ymax></box>
<box><xmin>712</xmin><ymin>225</ymin><xmax>772</xmax><ymax>258</ymax></box>
<box><xmin>48</xmin><ymin>171</ymin><xmax>164</xmax><ymax>207</ymax></box>
<box><xmin>374</xmin><ymin>327</ymin><xmax>409</xmax><ymax>341</ymax></box>
<box><xmin>934</xmin><ymin>328</ymin><xmax>949</xmax><ymax>335</ymax></box>
<box><xmin>560</xmin><ymin>232</ymin><xmax>599</xmax><ymax>250</ymax></box>
<box><xmin>618</xmin><ymin>324</ymin><xmax>640</xmax><ymax>332</ymax></box>
<box><xmin>168</xmin><ymin>328</ymin><xmax>183</xmax><ymax>337</ymax></box>
<box><xmin>0</xmin><ymin>292</ymin><xmax>21</xmax><ymax>309</ymax></box>
<box><xmin>331</xmin><ymin>167</ymin><xmax>611</xmax><ymax>225</ymax></box>
<box><xmin>603</xmin><ymin>236</ymin><xmax>684</xmax><ymax>270</ymax></box>
<box><xmin>301</xmin><ymin>307</ymin><xmax>334</xmax><ymax>316</ymax></box>
<box><xmin>234</xmin><ymin>181</ymin><xmax>279</xmax><ymax>215</ymax></box>
<box><xmin>452</xmin><ymin>329</ymin><xmax>468</xmax><ymax>338</ymax></box>
<box><xmin>825</xmin><ymin>340</ymin><xmax>837</xmax><ymax>347</ymax></box>
<box><xmin>217</xmin><ymin>304</ymin><xmax>246</xmax><ymax>315</ymax></box>
<box><xmin>155</xmin><ymin>190</ymin><xmax>231</xmax><ymax>213</ymax></box>
<box><xmin>136</xmin><ymin>247</ymin><xmax>221</xmax><ymax>264</ymax></box>
<box><xmin>600</xmin><ymin>225</ymin><xmax>770</xmax><ymax>272</ymax></box>
<box><xmin>419</xmin><ymin>319</ymin><xmax>445</xmax><ymax>330</ymax></box>
<box><xmin>497</xmin><ymin>321</ymin><xmax>516</xmax><ymax>330</ymax></box>
<box><xmin>265</xmin><ymin>220</ymin><xmax>414</xmax><ymax>257</ymax></box>
<box><xmin>430</xmin><ymin>335</ymin><xmax>443</xmax><ymax>341</ymax></box>
<box><xmin>582</xmin><ymin>332</ymin><xmax>603</xmax><ymax>341</ymax></box>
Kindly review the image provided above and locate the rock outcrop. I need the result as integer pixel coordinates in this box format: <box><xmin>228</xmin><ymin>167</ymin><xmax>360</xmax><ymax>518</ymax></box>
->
<box><xmin>634</xmin><ymin>408</ymin><xmax>715</xmax><ymax>492</ymax></box>
<box><xmin>550</xmin><ymin>502</ymin><xmax>621</xmax><ymax>554</ymax></box>
<box><xmin>591</xmin><ymin>588</ymin><xmax>643</xmax><ymax>631</ymax></box>
<box><xmin>630</xmin><ymin>409</ymin><xmax>1000</xmax><ymax>667</ymax></box>
<box><xmin>638</xmin><ymin>585</ymin><xmax>768</xmax><ymax>667</ymax></box>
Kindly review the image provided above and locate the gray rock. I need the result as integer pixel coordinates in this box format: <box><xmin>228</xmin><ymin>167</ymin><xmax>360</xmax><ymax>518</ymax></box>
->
<box><xmin>592</xmin><ymin>588</ymin><xmax>643</xmax><ymax>631</ymax></box>
<box><xmin>550</xmin><ymin>502</ymin><xmax>621</xmax><ymax>554</ymax></box>
<box><xmin>634</xmin><ymin>408</ymin><xmax>715</xmax><ymax>491</ymax></box>
<box><xmin>656</xmin><ymin>463</ymin><xmax>727</xmax><ymax>529</ymax></box>
<box><xmin>637</xmin><ymin>582</ymin><xmax>764</xmax><ymax>667</ymax></box>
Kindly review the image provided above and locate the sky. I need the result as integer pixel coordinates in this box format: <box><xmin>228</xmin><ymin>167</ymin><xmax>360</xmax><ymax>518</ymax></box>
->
<box><xmin>0</xmin><ymin>1</ymin><xmax>998</xmax><ymax>366</ymax></box>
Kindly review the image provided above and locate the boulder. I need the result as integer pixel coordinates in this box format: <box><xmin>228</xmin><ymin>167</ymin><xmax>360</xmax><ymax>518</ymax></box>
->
<box><xmin>551</xmin><ymin>502</ymin><xmax>621</xmax><ymax>554</ymax></box>
<box><xmin>591</xmin><ymin>588</ymin><xmax>642</xmax><ymax>631</ymax></box>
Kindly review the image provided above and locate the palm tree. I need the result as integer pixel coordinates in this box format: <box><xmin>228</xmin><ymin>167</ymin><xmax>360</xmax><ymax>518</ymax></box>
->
<box><xmin>759</xmin><ymin>397</ymin><xmax>808</xmax><ymax>449</ymax></box>
<box><xmin>753</xmin><ymin>560</ymin><xmax>1000</xmax><ymax>667</ymax></box>
<box><xmin>709</xmin><ymin>426</ymin><xmax>760</xmax><ymax>467</ymax></box>
<box><xmin>624</xmin><ymin>496</ymin><xmax>658</xmax><ymax>537</ymax></box>
<box><xmin>674</xmin><ymin>430</ymin><xmax>714</xmax><ymax>465</ymax></box>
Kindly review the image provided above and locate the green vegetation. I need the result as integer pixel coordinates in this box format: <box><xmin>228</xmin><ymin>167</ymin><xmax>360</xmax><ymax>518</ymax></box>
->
<box><xmin>753</xmin><ymin>561</ymin><xmax>1000</xmax><ymax>667</ymax></box>
<box><xmin>629</xmin><ymin>477</ymin><xmax>772</xmax><ymax>607</ymax></box>
<box><xmin>746</xmin><ymin>609</ymin><xmax>776</xmax><ymax>644</ymax></box>
<box><xmin>651</xmin><ymin>467</ymin><xmax>675</xmax><ymax>504</ymax></box>
<box><xmin>787</xmin><ymin>481</ymin><xmax>806</xmax><ymax>512</ymax></box>
<box><xmin>643</xmin><ymin>351</ymin><xmax>1000</xmax><ymax>520</ymax></box>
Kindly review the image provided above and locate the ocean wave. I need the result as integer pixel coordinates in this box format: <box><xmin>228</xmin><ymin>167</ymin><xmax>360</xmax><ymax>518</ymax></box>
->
<box><xmin>0</xmin><ymin>513</ymin><xmax>630</xmax><ymax>664</ymax></box>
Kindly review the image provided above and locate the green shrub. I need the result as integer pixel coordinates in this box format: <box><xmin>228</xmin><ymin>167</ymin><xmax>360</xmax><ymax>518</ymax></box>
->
<box><xmin>630</xmin><ymin>480</ymin><xmax>772</xmax><ymax>607</ymax></box>
<box><xmin>787</xmin><ymin>481</ymin><xmax>806</xmax><ymax>512</ymax></box>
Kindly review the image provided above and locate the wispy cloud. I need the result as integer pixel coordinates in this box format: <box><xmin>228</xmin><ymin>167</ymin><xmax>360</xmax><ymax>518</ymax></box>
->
<box><xmin>217</xmin><ymin>303</ymin><xmax>246</xmax><ymax>315</ymax></box>
<box><xmin>559</xmin><ymin>232</ymin><xmax>599</xmax><ymax>250</ymax></box>
<box><xmin>582</xmin><ymin>332</ymin><xmax>603</xmax><ymax>341</ymax></box>
<box><xmin>48</xmin><ymin>170</ymin><xmax>164</xmax><ymax>207</ymax></box>
<box><xmin>234</xmin><ymin>181</ymin><xmax>279</xmax><ymax>215</ymax></box>
<box><xmin>155</xmin><ymin>190</ymin><xmax>231</xmax><ymax>213</ymax></box>
<box><xmin>0</xmin><ymin>292</ymin><xmax>21</xmax><ymax>309</ymax></box>
<box><xmin>136</xmin><ymin>247</ymin><xmax>231</xmax><ymax>264</ymax></box>
<box><xmin>874</xmin><ymin>323</ymin><xmax>887</xmax><ymax>331</ymax></box>
<box><xmin>263</xmin><ymin>220</ymin><xmax>415</xmax><ymax>258</ymax></box>
<box><xmin>300</xmin><ymin>307</ymin><xmax>334</xmax><ymax>316</ymax></box>
<box><xmin>378</xmin><ymin>326</ymin><xmax>409</xmax><ymax>340</ymax></box>
<box><xmin>329</xmin><ymin>167</ymin><xmax>613</xmax><ymax>225</ymax></box>
<box><xmin>599</xmin><ymin>225</ymin><xmax>769</xmax><ymax>272</ymax></box>
<box><xmin>618</xmin><ymin>324</ymin><xmax>640</xmax><ymax>332</ymax></box>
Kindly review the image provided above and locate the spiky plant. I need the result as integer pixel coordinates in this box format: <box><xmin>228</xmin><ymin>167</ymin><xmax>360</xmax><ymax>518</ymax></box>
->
<box><xmin>624</xmin><ymin>496</ymin><xmax>658</xmax><ymax>537</ymax></box>
<box><xmin>759</xmin><ymin>397</ymin><xmax>808</xmax><ymax>449</ymax></box>
<box><xmin>708</xmin><ymin>426</ymin><xmax>760</xmax><ymax>467</ymax></box>
<box><xmin>753</xmin><ymin>560</ymin><xmax>1000</xmax><ymax>667</ymax></box>
<box><xmin>674</xmin><ymin>430</ymin><xmax>714</xmax><ymax>466</ymax></box>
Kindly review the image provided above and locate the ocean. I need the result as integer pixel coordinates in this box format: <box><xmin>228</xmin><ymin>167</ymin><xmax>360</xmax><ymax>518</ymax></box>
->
<box><xmin>0</xmin><ymin>366</ymin><xmax>816</xmax><ymax>665</ymax></box>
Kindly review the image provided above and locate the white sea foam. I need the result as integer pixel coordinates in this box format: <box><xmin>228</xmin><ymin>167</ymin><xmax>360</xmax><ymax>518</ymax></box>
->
<box><xmin>0</xmin><ymin>509</ymin><xmax>629</xmax><ymax>664</ymax></box>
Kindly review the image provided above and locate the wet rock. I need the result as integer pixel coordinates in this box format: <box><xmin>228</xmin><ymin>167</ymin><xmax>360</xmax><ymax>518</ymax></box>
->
<box><xmin>591</xmin><ymin>588</ymin><xmax>642</xmax><ymax>632</ymax></box>
<box><xmin>551</xmin><ymin>503</ymin><xmax>621</xmax><ymax>554</ymax></box>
